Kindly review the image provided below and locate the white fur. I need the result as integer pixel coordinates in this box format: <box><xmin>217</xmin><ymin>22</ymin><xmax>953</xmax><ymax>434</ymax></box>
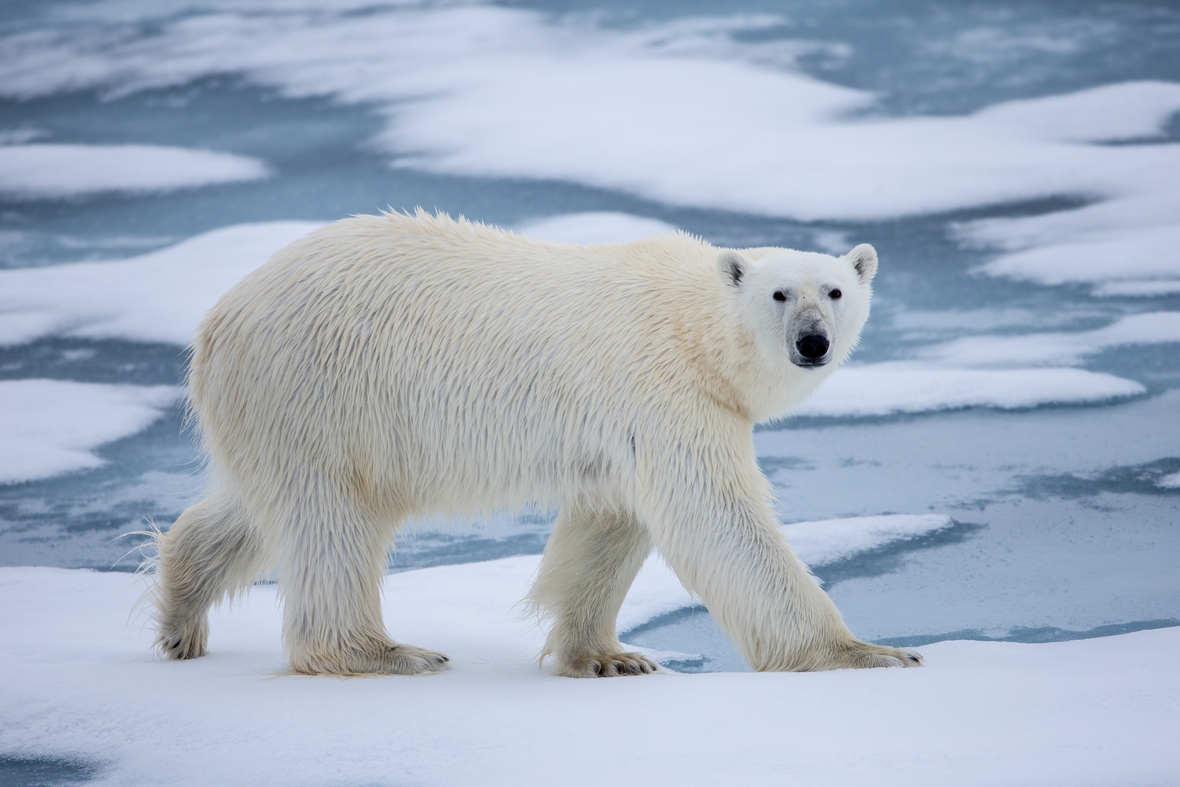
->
<box><xmin>152</xmin><ymin>210</ymin><xmax>921</xmax><ymax>676</ymax></box>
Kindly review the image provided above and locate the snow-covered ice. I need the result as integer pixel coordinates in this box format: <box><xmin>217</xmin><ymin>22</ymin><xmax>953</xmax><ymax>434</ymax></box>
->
<box><xmin>0</xmin><ymin>380</ymin><xmax>181</xmax><ymax>484</ymax></box>
<box><xmin>919</xmin><ymin>312</ymin><xmax>1180</xmax><ymax>367</ymax></box>
<box><xmin>0</xmin><ymin>558</ymin><xmax>1175</xmax><ymax>787</ymax></box>
<box><xmin>0</xmin><ymin>221</ymin><xmax>322</xmax><ymax>346</ymax></box>
<box><xmin>2</xmin><ymin>9</ymin><xmax>1177</xmax><ymax>224</ymax></box>
<box><xmin>1</xmin><ymin>3</ymin><xmax>1177</xmax><ymax>781</ymax></box>
<box><xmin>793</xmin><ymin>363</ymin><xmax>1144</xmax><ymax>418</ymax></box>
<box><xmin>516</xmin><ymin>212</ymin><xmax>678</xmax><ymax>245</ymax></box>
<box><xmin>1157</xmin><ymin>471</ymin><xmax>1180</xmax><ymax>490</ymax></box>
<box><xmin>0</xmin><ymin>143</ymin><xmax>270</xmax><ymax>198</ymax></box>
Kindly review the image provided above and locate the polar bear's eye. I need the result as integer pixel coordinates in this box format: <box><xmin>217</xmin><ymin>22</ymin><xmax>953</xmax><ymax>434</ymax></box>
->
<box><xmin>829</xmin><ymin>289</ymin><xmax>842</xmax><ymax>300</ymax></box>
<box><xmin>773</xmin><ymin>291</ymin><xmax>787</xmax><ymax>302</ymax></box>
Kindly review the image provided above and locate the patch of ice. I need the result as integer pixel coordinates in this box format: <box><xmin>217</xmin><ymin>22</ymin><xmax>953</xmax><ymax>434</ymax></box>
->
<box><xmin>810</xmin><ymin>229</ymin><xmax>851</xmax><ymax>255</ymax></box>
<box><xmin>958</xmin><ymin>167</ymin><xmax>1180</xmax><ymax>295</ymax></box>
<box><xmin>0</xmin><ymin>221</ymin><xmax>322</xmax><ymax>346</ymax></box>
<box><xmin>1157</xmin><ymin>471</ymin><xmax>1180</xmax><ymax>490</ymax></box>
<box><xmin>1</xmin><ymin>8</ymin><xmax>1178</xmax><ymax>221</ymax></box>
<box><xmin>970</xmin><ymin>81</ymin><xmax>1180</xmax><ymax>143</ymax></box>
<box><xmin>1093</xmin><ymin>280</ymin><xmax>1180</xmax><ymax>298</ymax></box>
<box><xmin>781</xmin><ymin>513</ymin><xmax>953</xmax><ymax>567</ymax></box>
<box><xmin>0</xmin><ymin>564</ymin><xmax>1175</xmax><ymax>785</ymax></box>
<box><xmin>919</xmin><ymin>312</ymin><xmax>1180</xmax><ymax>367</ymax></box>
<box><xmin>0</xmin><ymin>128</ymin><xmax>46</xmax><ymax>145</ymax></box>
<box><xmin>617</xmin><ymin>514</ymin><xmax>953</xmax><ymax>632</ymax></box>
<box><xmin>970</xmin><ymin>224</ymin><xmax>1180</xmax><ymax>290</ymax></box>
<box><xmin>0</xmin><ymin>380</ymin><xmax>181</xmax><ymax>484</ymax></box>
<box><xmin>515</xmin><ymin>212</ymin><xmax>678</xmax><ymax>245</ymax></box>
<box><xmin>0</xmin><ymin>143</ymin><xmax>270</xmax><ymax>199</ymax></box>
<box><xmin>793</xmin><ymin>363</ymin><xmax>1145</xmax><ymax>418</ymax></box>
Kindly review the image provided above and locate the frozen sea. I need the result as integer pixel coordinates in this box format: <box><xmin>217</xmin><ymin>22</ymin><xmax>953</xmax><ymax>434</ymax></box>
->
<box><xmin>1</xmin><ymin>0</ymin><xmax>1179</xmax><ymax>783</ymax></box>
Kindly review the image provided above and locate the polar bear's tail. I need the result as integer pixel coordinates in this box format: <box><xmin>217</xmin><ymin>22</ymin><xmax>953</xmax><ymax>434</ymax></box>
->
<box><xmin>149</xmin><ymin>494</ymin><xmax>269</xmax><ymax>660</ymax></box>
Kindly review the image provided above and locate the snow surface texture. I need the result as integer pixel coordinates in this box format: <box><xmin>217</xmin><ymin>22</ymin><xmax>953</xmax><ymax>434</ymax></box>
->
<box><xmin>919</xmin><ymin>312</ymin><xmax>1180</xmax><ymax>367</ymax></box>
<box><xmin>0</xmin><ymin>143</ymin><xmax>270</xmax><ymax>198</ymax></box>
<box><xmin>2</xmin><ymin>5</ymin><xmax>1178</xmax><ymax>297</ymax></box>
<box><xmin>0</xmin><ymin>221</ymin><xmax>322</xmax><ymax>346</ymax></box>
<box><xmin>0</xmin><ymin>380</ymin><xmax>181</xmax><ymax>484</ymax></box>
<box><xmin>516</xmin><ymin>211</ymin><xmax>678</xmax><ymax>245</ymax></box>
<box><xmin>1157</xmin><ymin>471</ymin><xmax>1180</xmax><ymax>490</ymax></box>
<box><xmin>1</xmin><ymin>557</ymin><xmax>1176</xmax><ymax>786</ymax></box>
<box><xmin>1</xmin><ymin>10</ymin><xmax>1176</xmax><ymax>220</ymax></box>
<box><xmin>793</xmin><ymin>364</ymin><xmax>1143</xmax><ymax>418</ymax></box>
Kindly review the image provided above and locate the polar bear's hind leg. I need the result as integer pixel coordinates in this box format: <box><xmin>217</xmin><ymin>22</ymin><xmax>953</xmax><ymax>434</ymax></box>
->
<box><xmin>530</xmin><ymin>504</ymin><xmax>660</xmax><ymax>678</ymax></box>
<box><xmin>275</xmin><ymin>487</ymin><xmax>449</xmax><ymax>676</ymax></box>
<box><xmin>153</xmin><ymin>495</ymin><xmax>267</xmax><ymax>660</ymax></box>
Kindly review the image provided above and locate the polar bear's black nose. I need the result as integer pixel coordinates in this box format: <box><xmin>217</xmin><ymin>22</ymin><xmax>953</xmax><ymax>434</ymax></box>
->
<box><xmin>796</xmin><ymin>334</ymin><xmax>830</xmax><ymax>360</ymax></box>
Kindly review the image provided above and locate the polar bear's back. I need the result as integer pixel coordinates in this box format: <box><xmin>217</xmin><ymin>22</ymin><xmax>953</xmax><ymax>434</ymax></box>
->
<box><xmin>189</xmin><ymin>212</ymin><xmax>718</xmax><ymax>515</ymax></box>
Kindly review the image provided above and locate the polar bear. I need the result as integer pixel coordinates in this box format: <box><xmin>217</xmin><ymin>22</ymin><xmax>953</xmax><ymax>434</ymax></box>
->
<box><xmin>152</xmin><ymin>210</ymin><xmax>922</xmax><ymax>677</ymax></box>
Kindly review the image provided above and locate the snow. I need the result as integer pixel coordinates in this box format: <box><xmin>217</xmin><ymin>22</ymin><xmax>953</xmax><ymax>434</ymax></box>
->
<box><xmin>1</xmin><ymin>5</ymin><xmax>1174</xmax><ymax>298</ymax></box>
<box><xmin>0</xmin><ymin>221</ymin><xmax>322</xmax><ymax>346</ymax></box>
<box><xmin>0</xmin><ymin>380</ymin><xmax>181</xmax><ymax>484</ymax></box>
<box><xmin>781</xmin><ymin>514</ymin><xmax>953</xmax><ymax>567</ymax></box>
<box><xmin>1157</xmin><ymin>471</ymin><xmax>1180</xmax><ymax>490</ymax></box>
<box><xmin>618</xmin><ymin>514</ymin><xmax>953</xmax><ymax>631</ymax></box>
<box><xmin>794</xmin><ymin>363</ymin><xmax>1145</xmax><ymax>418</ymax></box>
<box><xmin>970</xmin><ymin>224</ymin><xmax>1180</xmax><ymax>293</ymax></box>
<box><xmin>516</xmin><ymin>212</ymin><xmax>679</xmax><ymax>245</ymax></box>
<box><xmin>0</xmin><ymin>143</ymin><xmax>270</xmax><ymax>199</ymax></box>
<box><xmin>1094</xmin><ymin>280</ymin><xmax>1180</xmax><ymax>298</ymax></box>
<box><xmin>0</xmin><ymin>559</ymin><xmax>1175</xmax><ymax>786</ymax></box>
<box><xmin>956</xmin><ymin>157</ymin><xmax>1180</xmax><ymax>295</ymax></box>
<box><xmin>920</xmin><ymin>312</ymin><xmax>1180</xmax><ymax>367</ymax></box>
<box><xmin>1</xmin><ymin>7</ymin><xmax>1178</xmax><ymax>224</ymax></box>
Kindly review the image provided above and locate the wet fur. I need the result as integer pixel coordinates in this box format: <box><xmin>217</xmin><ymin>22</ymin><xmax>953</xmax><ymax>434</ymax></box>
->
<box><xmin>151</xmin><ymin>210</ymin><xmax>921</xmax><ymax>676</ymax></box>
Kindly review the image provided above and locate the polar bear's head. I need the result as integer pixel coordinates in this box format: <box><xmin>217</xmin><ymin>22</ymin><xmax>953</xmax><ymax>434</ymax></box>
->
<box><xmin>720</xmin><ymin>244</ymin><xmax>878</xmax><ymax>370</ymax></box>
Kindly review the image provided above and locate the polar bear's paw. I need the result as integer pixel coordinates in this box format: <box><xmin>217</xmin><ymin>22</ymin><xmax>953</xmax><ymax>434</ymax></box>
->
<box><xmin>558</xmin><ymin>651</ymin><xmax>662</xmax><ymax>678</ymax></box>
<box><xmin>295</xmin><ymin>642</ymin><xmax>450</xmax><ymax>676</ymax></box>
<box><xmin>832</xmin><ymin>640</ymin><xmax>923</xmax><ymax>669</ymax></box>
<box><xmin>156</xmin><ymin>618</ymin><xmax>208</xmax><ymax>661</ymax></box>
<box><xmin>358</xmin><ymin>644</ymin><xmax>451</xmax><ymax>676</ymax></box>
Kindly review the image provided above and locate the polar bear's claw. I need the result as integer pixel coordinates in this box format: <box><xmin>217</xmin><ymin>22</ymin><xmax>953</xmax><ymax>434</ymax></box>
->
<box><xmin>293</xmin><ymin>643</ymin><xmax>451</xmax><ymax>676</ymax></box>
<box><xmin>562</xmin><ymin>651</ymin><xmax>661</xmax><ymax>678</ymax></box>
<box><xmin>367</xmin><ymin>644</ymin><xmax>451</xmax><ymax>676</ymax></box>
<box><xmin>156</xmin><ymin>621</ymin><xmax>207</xmax><ymax>661</ymax></box>
<box><xmin>836</xmin><ymin>641</ymin><xmax>923</xmax><ymax>669</ymax></box>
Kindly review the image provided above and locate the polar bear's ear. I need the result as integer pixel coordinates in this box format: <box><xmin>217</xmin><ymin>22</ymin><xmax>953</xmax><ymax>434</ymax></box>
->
<box><xmin>846</xmin><ymin>244</ymin><xmax>878</xmax><ymax>284</ymax></box>
<box><xmin>718</xmin><ymin>251</ymin><xmax>749</xmax><ymax>287</ymax></box>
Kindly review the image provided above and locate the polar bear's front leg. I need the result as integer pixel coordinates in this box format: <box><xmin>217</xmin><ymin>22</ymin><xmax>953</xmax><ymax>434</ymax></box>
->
<box><xmin>638</xmin><ymin>428</ymin><xmax>922</xmax><ymax>672</ymax></box>
<box><xmin>529</xmin><ymin>504</ymin><xmax>660</xmax><ymax>677</ymax></box>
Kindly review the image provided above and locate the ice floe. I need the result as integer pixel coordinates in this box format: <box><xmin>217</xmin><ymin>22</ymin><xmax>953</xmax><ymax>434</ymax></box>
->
<box><xmin>0</xmin><ymin>558</ymin><xmax>1175</xmax><ymax>786</ymax></box>
<box><xmin>1</xmin><ymin>8</ymin><xmax>1178</xmax><ymax>223</ymax></box>
<box><xmin>0</xmin><ymin>380</ymin><xmax>181</xmax><ymax>484</ymax></box>
<box><xmin>794</xmin><ymin>363</ymin><xmax>1145</xmax><ymax>418</ymax></box>
<box><xmin>969</xmin><ymin>223</ymin><xmax>1180</xmax><ymax>295</ymax></box>
<box><xmin>516</xmin><ymin>212</ymin><xmax>678</xmax><ymax>245</ymax></box>
<box><xmin>0</xmin><ymin>221</ymin><xmax>322</xmax><ymax>346</ymax></box>
<box><xmin>0</xmin><ymin>143</ymin><xmax>270</xmax><ymax>199</ymax></box>
<box><xmin>919</xmin><ymin>312</ymin><xmax>1180</xmax><ymax>367</ymax></box>
<box><xmin>1157</xmin><ymin>471</ymin><xmax>1180</xmax><ymax>490</ymax></box>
